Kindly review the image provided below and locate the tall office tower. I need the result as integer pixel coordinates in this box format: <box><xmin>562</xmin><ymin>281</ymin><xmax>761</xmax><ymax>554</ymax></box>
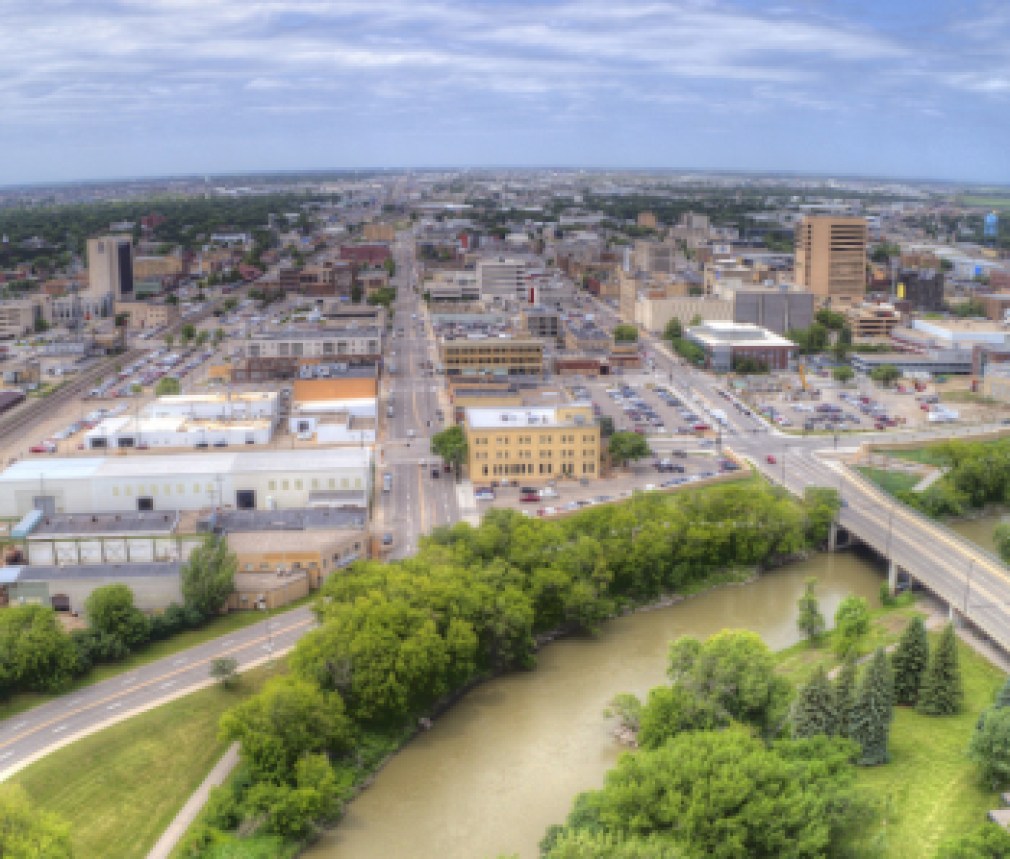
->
<box><xmin>793</xmin><ymin>216</ymin><xmax>867</xmax><ymax>308</ymax></box>
<box><xmin>87</xmin><ymin>235</ymin><xmax>135</xmax><ymax>301</ymax></box>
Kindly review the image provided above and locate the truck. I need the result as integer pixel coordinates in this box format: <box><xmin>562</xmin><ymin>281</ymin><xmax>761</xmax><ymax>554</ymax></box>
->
<box><xmin>382</xmin><ymin>473</ymin><xmax>393</xmax><ymax>492</ymax></box>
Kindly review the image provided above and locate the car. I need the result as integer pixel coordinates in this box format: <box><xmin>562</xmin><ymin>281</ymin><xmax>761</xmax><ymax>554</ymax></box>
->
<box><xmin>474</xmin><ymin>487</ymin><xmax>496</xmax><ymax>501</ymax></box>
<box><xmin>766</xmin><ymin>454</ymin><xmax>777</xmax><ymax>464</ymax></box>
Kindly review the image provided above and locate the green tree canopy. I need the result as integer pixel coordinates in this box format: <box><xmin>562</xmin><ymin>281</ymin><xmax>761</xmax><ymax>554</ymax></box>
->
<box><xmin>797</xmin><ymin>577</ymin><xmax>826</xmax><ymax>644</ymax></box>
<box><xmin>849</xmin><ymin>648</ymin><xmax>893</xmax><ymax>766</ymax></box>
<box><xmin>155</xmin><ymin>376</ymin><xmax>181</xmax><ymax>396</ymax></box>
<box><xmin>832</xmin><ymin>366</ymin><xmax>854</xmax><ymax>383</ymax></box>
<box><xmin>891</xmin><ymin>616</ymin><xmax>929</xmax><ymax>706</ymax></box>
<box><xmin>0</xmin><ymin>784</ymin><xmax>73</xmax><ymax>859</ymax></box>
<box><xmin>431</xmin><ymin>425</ymin><xmax>468</xmax><ymax>474</ymax></box>
<box><xmin>0</xmin><ymin>604</ymin><xmax>79</xmax><ymax>695</ymax></box>
<box><xmin>791</xmin><ymin>664</ymin><xmax>839</xmax><ymax>740</ymax></box>
<box><xmin>663</xmin><ymin>317</ymin><xmax>683</xmax><ymax>340</ymax></box>
<box><xmin>84</xmin><ymin>583</ymin><xmax>149</xmax><ymax>649</ymax></box>
<box><xmin>935</xmin><ymin>823</ymin><xmax>1010</xmax><ymax>859</ymax></box>
<box><xmin>833</xmin><ymin>596</ymin><xmax>871</xmax><ymax>657</ymax></box>
<box><xmin>612</xmin><ymin>324</ymin><xmax>639</xmax><ymax>343</ymax></box>
<box><xmin>970</xmin><ymin>706</ymin><xmax>1010</xmax><ymax>790</ymax></box>
<box><xmin>869</xmin><ymin>364</ymin><xmax>901</xmax><ymax>387</ymax></box>
<box><xmin>547</xmin><ymin>727</ymin><xmax>864</xmax><ymax>859</ymax></box>
<box><xmin>608</xmin><ymin>432</ymin><xmax>650</xmax><ymax>467</ymax></box>
<box><xmin>918</xmin><ymin>623</ymin><xmax>963</xmax><ymax>716</ymax></box>
<box><xmin>180</xmin><ymin>535</ymin><xmax>237</xmax><ymax>620</ymax></box>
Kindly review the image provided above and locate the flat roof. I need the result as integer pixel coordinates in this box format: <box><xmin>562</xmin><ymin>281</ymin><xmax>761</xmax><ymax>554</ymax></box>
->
<box><xmin>0</xmin><ymin>449</ymin><xmax>371</xmax><ymax>483</ymax></box>
<box><xmin>466</xmin><ymin>405</ymin><xmax>592</xmax><ymax>429</ymax></box>
<box><xmin>213</xmin><ymin>507</ymin><xmax>366</xmax><ymax>532</ymax></box>
<box><xmin>17</xmin><ymin>562</ymin><xmax>181</xmax><ymax>581</ymax></box>
<box><xmin>157</xmin><ymin>392</ymin><xmax>276</xmax><ymax>404</ymax></box>
<box><xmin>688</xmin><ymin>321</ymin><xmax>795</xmax><ymax>348</ymax></box>
<box><xmin>31</xmin><ymin>511</ymin><xmax>179</xmax><ymax>537</ymax></box>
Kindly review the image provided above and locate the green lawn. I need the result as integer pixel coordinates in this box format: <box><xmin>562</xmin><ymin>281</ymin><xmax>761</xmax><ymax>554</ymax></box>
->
<box><xmin>12</xmin><ymin>662</ymin><xmax>284</xmax><ymax>859</ymax></box>
<box><xmin>883</xmin><ymin>437</ymin><xmax>1009</xmax><ymax>467</ymax></box>
<box><xmin>0</xmin><ymin>596</ymin><xmax>310</xmax><ymax>722</ymax></box>
<box><xmin>960</xmin><ymin>195</ymin><xmax>1010</xmax><ymax>210</ymax></box>
<box><xmin>853</xmin><ymin>636</ymin><xmax>1006</xmax><ymax>858</ymax></box>
<box><xmin>857</xmin><ymin>466</ymin><xmax>921</xmax><ymax>495</ymax></box>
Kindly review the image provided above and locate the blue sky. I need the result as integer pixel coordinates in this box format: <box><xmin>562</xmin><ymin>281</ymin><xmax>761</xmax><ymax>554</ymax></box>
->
<box><xmin>3</xmin><ymin>0</ymin><xmax>1009</xmax><ymax>185</ymax></box>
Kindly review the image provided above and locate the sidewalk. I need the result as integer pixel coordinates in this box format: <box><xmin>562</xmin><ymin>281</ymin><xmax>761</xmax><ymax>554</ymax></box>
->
<box><xmin>147</xmin><ymin>742</ymin><xmax>240</xmax><ymax>859</ymax></box>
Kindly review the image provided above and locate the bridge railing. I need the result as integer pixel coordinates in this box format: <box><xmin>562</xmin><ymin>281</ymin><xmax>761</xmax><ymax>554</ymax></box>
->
<box><xmin>840</xmin><ymin>466</ymin><xmax>1010</xmax><ymax>573</ymax></box>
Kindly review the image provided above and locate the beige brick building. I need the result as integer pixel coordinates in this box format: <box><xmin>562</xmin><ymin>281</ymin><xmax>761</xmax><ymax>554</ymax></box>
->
<box><xmin>794</xmin><ymin>216</ymin><xmax>867</xmax><ymax>308</ymax></box>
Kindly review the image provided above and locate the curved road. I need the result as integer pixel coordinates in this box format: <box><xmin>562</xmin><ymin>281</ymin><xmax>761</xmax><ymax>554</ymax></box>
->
<box><xmin>0</xmin><ymin>605</ymin><xmax>314</xmax><ymax>781</ymax></box>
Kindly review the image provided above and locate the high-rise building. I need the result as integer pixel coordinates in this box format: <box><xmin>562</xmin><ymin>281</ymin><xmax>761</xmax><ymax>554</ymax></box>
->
<box><xmin>87</xmin><ymin>235</ymin><xmax>134</xmax><ymax>301</ymax></box>
<box><xmin>793</xmin><ymin>216</ymin><xmax>867</xmax><ymax>308</ymax></box>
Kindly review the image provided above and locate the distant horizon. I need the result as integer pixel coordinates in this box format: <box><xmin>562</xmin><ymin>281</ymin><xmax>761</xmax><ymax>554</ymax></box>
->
<box><xmin>3</xmin><ymin>164</ymin><xmax>1010</xmax><ymax>195</ymax></box>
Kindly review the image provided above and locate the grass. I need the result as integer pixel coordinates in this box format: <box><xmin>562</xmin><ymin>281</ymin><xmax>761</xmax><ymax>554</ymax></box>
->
<box><xmin>0</xmin><ymin>595</ymin><xmax>311</xmax><ymax>722</ymax></box>
<box><xmin>960</xmin><ymin>195</ymin><xmax>1010</xmax><ymax>210</ymax></box>
<box><xmin>940</xmin><ymin>390</ymin><xmax>1001</xmax><ymax>406</ymax></box>
<box><xmin>12</xmin><ymin>661</ymin><xmax>285</xmax><ymax>859</ymax></box>
<box><xmin>776</xmin><ymin>602</ymin><xmax>1007</xmax><ymax>858</ymax></box>
<box><xmin>852</xmin><ymin>636</ymin><xmax>1006</xmax><ymax>858</ymax></box>
<box><xmin>883</xmin><ymin>437</ymin><xmax>1010</xmax><ymax>467</ymax></box>
<box><xmin>857</xmin><ymin>466</ymin><xmax>921</xmax><ymax>495</ymax></box>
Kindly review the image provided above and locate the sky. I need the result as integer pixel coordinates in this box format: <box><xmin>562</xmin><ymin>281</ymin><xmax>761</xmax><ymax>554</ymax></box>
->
<box><xmin>2</xmin><ymin>0</ymin><xmax>1009</xmax><ymax>186</ymax></box>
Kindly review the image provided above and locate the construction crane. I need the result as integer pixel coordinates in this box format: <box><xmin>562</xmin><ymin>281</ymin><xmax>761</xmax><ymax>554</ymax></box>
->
<box><xmin>798</xmin><ymin>361</ymin><xmax>809</xmax><ymax>392</ymax></box>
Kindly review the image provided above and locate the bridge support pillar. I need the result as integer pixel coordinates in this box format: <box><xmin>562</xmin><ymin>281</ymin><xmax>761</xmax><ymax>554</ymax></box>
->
<box><xmin>829</xmin><ymin>522</ymin><xmax>839</xmax><ymax>552</ymax></box>
<box><xmin>887</xmin><ymin>561</ymin><xmax>898</xmax><ymax>596</ymax></box>
<box><xmin>948</xmin><ymin>604</ymin><xmax>965</xmax><ymax>628</ymax></box>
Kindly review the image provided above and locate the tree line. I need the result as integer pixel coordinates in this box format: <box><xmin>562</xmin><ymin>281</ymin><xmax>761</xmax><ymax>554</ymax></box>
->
<box><xmin>0</xmin><ymin>536</ymin><xmax>234</xmax><ymax>701</ymax></box>
<box><xmin>189</xmin><ymin>483</ymin><xmax>840</xmax><ymax>852</ymax></box>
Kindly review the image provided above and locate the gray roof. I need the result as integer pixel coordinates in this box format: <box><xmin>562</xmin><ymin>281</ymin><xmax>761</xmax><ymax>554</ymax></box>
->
<box><xmin>18</xmin><ymin>562</ymin><xmax>181</xmax><ymax>581</ymax></box>
<box><xmin>210</xmin><ymin>506</ymin><xmax>366</xmax><ymax>533</ymax></box>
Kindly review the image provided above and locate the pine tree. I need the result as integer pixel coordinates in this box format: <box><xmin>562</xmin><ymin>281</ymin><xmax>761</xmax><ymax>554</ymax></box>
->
<box><xmin>797</xmin><ymin>577</ymin><xmax>826</xmax><ymax>645</ymax></box>
<box><xmin>834</xmin><ymin>655</ymin><xmax>858</xmax><ymax>738</ymax></box>
<box><xmin>918</xmin><ymin>623</ymin><xmax>963</xmax><ymax>716</ymax></box>
<box><xmin>891</xmin><ymin>616</ymin><xmax>929</xmax><ymax>706</ymax></box>
<box><xmin>995</xmin><ymin>677</ymin><xmax>1010</xmax><ymax>709</ymax></box>
<box><xmin>791</xmin><ymin>665</ymin><xmax>839</xmax><ymax>739</ymax></box>
<box><xmin>850</xmin><ymin>648</ymin><xmax>893</xmax><ymax>766</ymax></box>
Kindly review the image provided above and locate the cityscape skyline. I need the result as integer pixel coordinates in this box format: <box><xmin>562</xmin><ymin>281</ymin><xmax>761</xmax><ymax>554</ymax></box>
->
<box><xmin>3</xmin><ymin>0</ymin><xmax>1010</xmax><ymax>185</ymax></box>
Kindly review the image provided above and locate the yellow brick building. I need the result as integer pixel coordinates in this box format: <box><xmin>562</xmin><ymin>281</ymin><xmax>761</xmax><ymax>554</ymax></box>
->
<box><xmin>440</xmin><ymin>337</ymin><xmax>544</xmax><ymax>377</ymax></box>
<box><xmin>465</xmin><ymin>404</ymin><xmax>600</xmax><ymax>484</ymax></box>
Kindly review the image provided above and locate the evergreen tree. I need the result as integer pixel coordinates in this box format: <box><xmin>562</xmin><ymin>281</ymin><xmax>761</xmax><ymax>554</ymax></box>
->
<box><xmin>891</xmin><ymin>616</ymin><xmax>929</xmax><ymax>706</ymax></box>
<box><xmin>849</xmin><ymin>648</ymin><xmax>893</xmax><ymax>766</ymax></box>
<box><xmin>995</xmin><ymin>677</ymin><xmax>1010</xmax><ymax>710</ymax></box>
<box><xmin>791</xmin><ymin>665</ymin><xmax>839</xmax><ymax>739</ymax></box>
<box><xmin>796</xmin><ymin>577</ymin><xmax>826</xmax><ymax>645</ymax></box>
<box><xmin>834</xmin><ymin>655</ymin><xmax>858</xmax><ymax>738</ymax></box>
<box><xmin>918</xmin><ymin>623</ymin><xmax>964</xmax><ymax>716</ymax></box>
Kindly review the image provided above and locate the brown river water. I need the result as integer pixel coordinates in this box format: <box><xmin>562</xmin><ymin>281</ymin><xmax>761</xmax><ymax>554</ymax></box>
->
<box><xmin>303</xmin><ymin>549</ymin><xmax>887</xmax><ymax>859</ymax></box>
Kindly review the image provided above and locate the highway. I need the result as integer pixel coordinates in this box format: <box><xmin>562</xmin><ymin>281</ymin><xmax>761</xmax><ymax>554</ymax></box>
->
<box><xmin>0</xmin><ymin>605</ymin><xmax>314</xmax><ymax>781</ymax></box>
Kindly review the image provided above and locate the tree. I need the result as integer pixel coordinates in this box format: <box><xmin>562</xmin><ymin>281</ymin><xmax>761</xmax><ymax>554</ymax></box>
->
<box><xmin>220</xmin><ymin>676</ymin><xmax>353</xmax><ymax>782</ymax></box>
<box><xmin>797</xmin><ymin>577</ymin><xmax>826</xmax><ymax>644</ymax></box>
<box><xmin>816</xmin><ymin>308</ymin><xmax>848</xmax><ymax>330</ymax></box>
<box><xmin>84</xmin><ymin>584</ymin><xmax>149</xmax><ymax>649</ymax></box>
<box><xmin>833</xmin><ymin>595</ymin><xmax>870</xmax><ymax>657</ymax></box>
<box><xmin>164</xmin><ymin>333</ymin><xmax>175</xmax><ymax>349</ymax></box>
<box><xmin>637</xmin><ymin>684</ymin><xmax>721</xmax><ymax>749</ymax></box>
<box><xmin>891</xmin><ymin>616</ymin><xmax>929</xmax><ymax>706</ymax></box>
<box><xmin>936</xmin><ymin>823</ymin><xmax>1010</xmax><ymax>859</ymax></box>
<box><xmin>832</xmin><ymin>366</ymin><xmax>854</xmax><ymax>383</ymax></box>
<box><xmin>155</xmin><ymin>376</ymin><xmax>181</xmax><ymax>396</ymax></box>
<box><xmin>180</xmin><ymin>535</ymin><xmax>237</xmax><ymax>619</ymax></box>
<box><xmin>612</xmin><ymin>323</ymin><xmax>638</xmax><ymax>343</ymax></box>
<box><xmin>791</xmin><ymin>665</ymin><xmax>839</xmax><ymax>739</ymax></box>
<box><xmin>995</xmin><ymin>523</ymin><xmax>1010</xmax><ymax>566</ymax></box>
<box><xmin>0</xmin><ymin>785</ymin><xmax>73</xmax><ymax>858</ymax></box>
<box><xmin>870</xmin><ymin>364</ymin><xmax>901</xmax><ymax>387</ymax></box>
<box><xmin>917</xmin><ymin>623</ymin><xmax>963</xmax><ymax>716</ymax></box>
<box><xmin>548</xmin><ymin>727</ymin><xmax>864</xmax><ymax>859</ymax></box>
<box><xmin>0</xmin><ymin>604</ymin><xmax>80</xmax><ymax>695</ymax></box>
<box><xmin>609</xmin><ymin>432</ymin><xmax>650</xmax><ymax>467</ymax></box>
<box><xmin>849</xmin><ymin>648</ymin><xmax>893</xmax><ymax>766</ymax></box>
<box><xmin>663</xmin><ymin>317</ymin><xmax>683</xmax><ymax>340</ymax></box>
<box><xmin>666</xmin><ymin>630</ymin><xmax>790</xmax><ymax>734</ymax></box>
<box><xmin>210</xmin><ymin>656</ymin><xmax>239</xmax><ymax>689</ymax></box>
<box><xmin>970</xmin><ymin>706</ymin><xmax>1010</xmax><ymax>789</ymax></box>
<box><xmin>834</xmin><ymin>655</ymin><xmax>858</xmax><ymax>738</ymax></box>
<box><xmin>430</xmin><ymin>425</ymin><xmax>467</xmax><ymax>479</ymax></box>
<box><xmin>995</xmin><ymin>677</ymin><xmax>1010</xmax><ymax>710</ymax></box>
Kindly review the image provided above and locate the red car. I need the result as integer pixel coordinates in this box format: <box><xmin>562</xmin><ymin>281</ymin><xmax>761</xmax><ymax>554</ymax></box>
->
<box><xmin>693</xmin><ymin>423</ymin><xmax>711</xmax><ymax>432</ymax></box>
<box><xmin>766</xmin><ymin>454</ymin><xmax>777</xmax><ymax>465</ymax></box>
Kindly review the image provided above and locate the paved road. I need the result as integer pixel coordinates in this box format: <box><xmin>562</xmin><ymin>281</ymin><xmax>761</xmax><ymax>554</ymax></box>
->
<box><xmin>379</xmin><ymin>230</ymin><xmax>459</xmax><ymax>558</ymax></box>
<box><xmin>0</xmin><ymin>606</ymin><xmax>314</xmax><ymax>781</ymax></box>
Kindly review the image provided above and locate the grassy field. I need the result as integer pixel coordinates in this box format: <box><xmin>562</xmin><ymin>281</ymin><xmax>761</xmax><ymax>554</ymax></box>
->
<box><xmin>856</xmin><ymin>466</ymin><xmax>921</xmax><ymax>495</ymax></box>
<box><xmin>12</xmin><ymin>662</ymin><xmax>284</xmax><ymax>859</ymax></box>
<box><xmin>960</xmin><ymin>195</ymin><xmax>1010</xmax><ymax>210</ymax></box>
<box><xmin>883</xmin><ymin>437</ymin><xmax>1009</xmax><ymax>467</ymax></box>
<box><xmin>853</xmin><ymin>636</ymin><xmax>1005</xmax><ymax>858</ymax></box>
<box><xmin>0</xmin><ymin>596</ymin><xmax>310</xmax><ymax>721</ymax></box>
<box><xmin>776</xmin><ymin>603</ymin><xmax>1006</xmax><ymax>858</ymax></box>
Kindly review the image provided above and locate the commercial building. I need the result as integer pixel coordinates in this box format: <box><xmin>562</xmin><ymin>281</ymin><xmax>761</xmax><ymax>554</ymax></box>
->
<box><xmin>523</xmin><ymin>308</ymin><xmax>563</xmax><ymax>345</ymax></box>
<box><xmin>465</xmin><ymin>404</ymin><xmax>600</xmax><ymax>484</ymax></box>
<box><xmin>425</xmin><ymin>271</ymin><xmax>480</xmax><ymax>302</ymax></box>
<box><xmin>363</xmin><ymin>223</ymin><xmax>396</xmax><ymax>243</ymax></box>
<box><xmin>733</xmin><ymin>289</ymin><xmax>814</xmax><ymax>335</ymax></box>
<box><xmin>238</xmin><ymin>326</ymin><xmax>381</xmax><ymax>361</ymax></box>
<box><xmin>686</xmin><ymin>321</ymin><xmax>797</xmax><ymax>372</ymax></box>
<box><xmin>892</xmin><ymin>268</ymin><xmax>944</xmax><ymax>312</ymax></box>
<box><xmin>440</xmin><ymin>337</ymin><xmax>544</xmax><ymax>378</ymax></box>
<box><xmin>634</xmin><ymin>295</ymin><xmax>733</xmax><ymax>334</ymax></box>
<box><xmin>847</xmin><ymin>303</ymin><xmax>902</xmax><ymax>339</ymax></box>
<box><xmin>87</xmin><ymin>235</ymin><xmax>134</xmax><ymax>302</ymax></box>
<box><xmin>793</xmin><ymin>216</ymin><xmax>867</xmax><ymax>307</ymax></box>
<box><xmin>0</xmin><ymin>449</ymin><xmax>373</xmax><ymax>518</ymax></box>
<box><xmin>288</xmin><ymin>380</ymin><xmax>376</xmax><ymax>445</ymax></box>
<box><xmin>0</xmin><ymin>296</ymin><xmax>50</xmax><ymax>338</ymax></box>
<box><xmin>477</xmin><ymin>257</ymin><xmax>527</xmax><ymax>300</ymax></box>
<box><xmin>113</xmin><ymin>299</ymin><xmax>180</xmax><ymax>331</ymax></box>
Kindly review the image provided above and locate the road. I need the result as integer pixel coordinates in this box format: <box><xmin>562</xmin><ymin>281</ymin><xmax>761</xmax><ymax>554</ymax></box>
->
<box><xmin>378</xmin><ymin>231</ymin><xmax>459</xmax><ymax>558</ymax></box>
<box><xmin>0</xmin><ymin>606</ymin><xmax>314</xmax><ymax>781</ymax></box>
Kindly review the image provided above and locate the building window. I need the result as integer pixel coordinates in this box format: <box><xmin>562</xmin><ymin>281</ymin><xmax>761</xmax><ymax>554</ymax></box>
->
<box><xmin>294</xmin><ymin>480</ymin><xmax>303</xmax><ymax>490</ymax></box>
<box><xmin>268</xmin><ymin>480</ymin><xmax>276</xmax><ymax>491</ymax></box>
<box><xmin>282</xmin><ymin>480</ymin><xmax>289</xmax><ymax>490</ymax></box>
<box><xmin>177</xmin><ymin>483</ymin><xmax>184</xmax><ymax>494</ymax></box>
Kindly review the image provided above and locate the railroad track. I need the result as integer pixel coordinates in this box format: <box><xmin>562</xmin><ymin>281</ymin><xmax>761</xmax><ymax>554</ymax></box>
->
<box><xmin>0</xmin><ymin>297</ymin><xmax>230</xmax><ymax>452</ymax></box>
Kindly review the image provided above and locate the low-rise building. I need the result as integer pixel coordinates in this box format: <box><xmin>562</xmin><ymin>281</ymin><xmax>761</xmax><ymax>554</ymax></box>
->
<box><xmin>465</xmin><ymin>404</ymin><xmax>599</xmax><ymax>484</ymax></box>
<box><xmin>113</xmin><ymin>299</ymin><xmax>181</xmax><ymax>330</ymax></box>
<box><xmin>0</xmin><ymin>297</ymin><xmax>50</xmax><ymax>339</ymax></box>
<box><xmin>425</xmin><ymin>271</ymin><xmax>480</xmax><ymax>302</ymax></box>
<box><xmin>440</xmin><ymin>336</ymin><xmax>543</xmax><ymax>378</ymax></box>
<box><xmin>847</xmin><ymin>303</ymin><xmax>902</xmax><ymax>339</ymax></box>
<box><xmin>686</xmin><ymin>321</ymin><xmax>797</xmax><ymax>372</ymax></box>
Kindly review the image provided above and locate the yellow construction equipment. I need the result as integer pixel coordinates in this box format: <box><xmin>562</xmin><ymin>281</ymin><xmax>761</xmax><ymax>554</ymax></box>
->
<box><xmin>798</xmin><ymin>362</ymin><xmax>809</xmax><ymax>392</ymax></box>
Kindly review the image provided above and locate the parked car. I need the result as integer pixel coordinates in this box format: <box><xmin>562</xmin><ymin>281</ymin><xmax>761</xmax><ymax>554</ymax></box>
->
<box><xmin>766</xmin><ymin>454</ymin><xmax>777</xmax><ymax>464</ymax></box>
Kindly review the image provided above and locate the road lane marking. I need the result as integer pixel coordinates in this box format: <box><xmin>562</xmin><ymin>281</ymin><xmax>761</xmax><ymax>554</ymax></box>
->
<box><xmin>9</xmin><ymin>723</ymin><xmax>26</xmax><ymax>732</ymax></box>
<box><xmin>107</xmin><ymin>702</ymin><xmax>122</xmax><ymax>710</ymax></box>
<box><xmin>172</xmin><ymin>658</ymin><xmax>188</xmax><ymax>665</ymax></box>
<box><xmin>52</xmin><ymin>725</ymin><xmax>67</xmax><ymax>733</ymax></box>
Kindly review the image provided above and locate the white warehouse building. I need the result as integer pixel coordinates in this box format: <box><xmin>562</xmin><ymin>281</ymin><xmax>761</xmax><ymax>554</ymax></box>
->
<box><xmin>0</xmin><ymin>449</ymin><xmax>372</xmax><ymax>519</ymax></box>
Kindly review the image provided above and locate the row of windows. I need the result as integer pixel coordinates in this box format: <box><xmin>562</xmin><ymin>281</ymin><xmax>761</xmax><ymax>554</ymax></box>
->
<box><xmin>109</xmin><ymin>476</ymin><xmax>363</xmax><ymax>497</ymax></box>
<box><xmin>474</xmin><ymin>434</ymin><xmax>598</xmax><ymax>446</ymax></box>
<box><xmin>479</xmin><ymin>462</ymin><xmax>598</xmax><ymax>477</ymax></box>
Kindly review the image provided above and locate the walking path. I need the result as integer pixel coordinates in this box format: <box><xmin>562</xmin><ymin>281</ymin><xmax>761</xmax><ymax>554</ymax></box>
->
<box><xmin>147</xmin><ymin>743</ymin><xmax>240</xmax><ymax>859</ymax></box>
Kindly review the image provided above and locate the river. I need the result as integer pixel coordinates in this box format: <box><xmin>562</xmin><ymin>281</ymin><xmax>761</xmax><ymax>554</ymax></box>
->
<box><xmin>304</xmin><ymin>550</ymin><xmax>885</xmax><ymax>859</ymax></box>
